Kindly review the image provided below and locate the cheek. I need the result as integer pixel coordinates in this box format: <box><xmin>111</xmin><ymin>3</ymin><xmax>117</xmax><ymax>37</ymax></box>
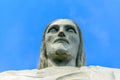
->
<box><xmin>69</xmin><ymin>35</ymin><xmax>79</xmax><ymax>45</ymax></box>
<box><xmin>45</xmin><ymin>34</ymin><xmax>54</xmax><ymax>43</ymax></box>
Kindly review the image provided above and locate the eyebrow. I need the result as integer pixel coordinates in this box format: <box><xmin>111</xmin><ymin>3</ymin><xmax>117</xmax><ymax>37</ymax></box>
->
<box><xmin>47</xmin><ymin>24</ymin><xmax>59</xmax><ymax>33</ymax></box>
<box><xmin>49</xmin><ymin>24</ymin><xmax>59</xmax><ymax>28</ymax></box>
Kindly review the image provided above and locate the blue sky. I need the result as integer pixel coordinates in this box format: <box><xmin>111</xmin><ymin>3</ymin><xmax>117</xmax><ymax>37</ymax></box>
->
<box><xmin>0</xmin><ymin>0</ymin><xmax>120</xmax><ymax>72</ymax></box>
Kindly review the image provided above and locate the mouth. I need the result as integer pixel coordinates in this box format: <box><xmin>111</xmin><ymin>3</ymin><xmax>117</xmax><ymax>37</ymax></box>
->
<box><xmin>54</xmin><ymin>38</ymin><xmax>69</xmax><ymax>44</ymax></box>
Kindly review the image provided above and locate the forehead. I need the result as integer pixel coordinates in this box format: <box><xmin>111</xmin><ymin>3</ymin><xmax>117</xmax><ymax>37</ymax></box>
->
<box><xmin>45</xmin><ymin>19</ymin><xmax>80</xmax><ymax>35</ymax></box>
<box><xmin>49</xmin><ymin>19</ymin><xmax>77</xmax><ymax>27</ymax></box>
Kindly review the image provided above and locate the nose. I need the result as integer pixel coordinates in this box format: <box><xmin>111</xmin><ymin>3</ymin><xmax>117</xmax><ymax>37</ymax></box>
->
<box><xmin>58</xmin><ymin>32</ymin><xmax>65</xmax><ymax>37</ymax></box>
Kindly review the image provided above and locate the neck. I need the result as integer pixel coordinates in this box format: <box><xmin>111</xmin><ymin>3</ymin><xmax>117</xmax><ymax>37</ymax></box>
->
<box><xmin>47</xmin><ymin>59</ymin><xmax>76</xmax><ymax>67</ymax></box>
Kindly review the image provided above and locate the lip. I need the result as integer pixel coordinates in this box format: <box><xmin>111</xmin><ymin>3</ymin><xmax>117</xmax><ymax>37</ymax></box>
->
<box><xmin>54</xmin><ymin>38</ymin><xmax>69</xmax><ymax>44</ymax></box>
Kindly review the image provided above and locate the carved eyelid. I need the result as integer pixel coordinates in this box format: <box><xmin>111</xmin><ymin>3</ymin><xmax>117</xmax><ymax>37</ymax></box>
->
<box><xmin>65</xmin><ymin>25</ymin><xmax>76</xmax><ymax>33</ymax></box>
<box><xmin>47</xmin><ymin>25</ymin><xmax>59</xmax><ymax>33</ymax></box>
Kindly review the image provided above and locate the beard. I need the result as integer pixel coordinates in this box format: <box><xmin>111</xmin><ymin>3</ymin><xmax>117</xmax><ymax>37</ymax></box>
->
<box><xmin>46</xmin><ymin>43</ymin><xmax>72</xmax><ymax>63</ymax></box>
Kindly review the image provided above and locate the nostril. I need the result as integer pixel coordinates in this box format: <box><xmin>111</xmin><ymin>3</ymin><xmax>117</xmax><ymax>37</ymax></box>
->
<box><xmin>58</xmin><ymin>32</ymin><xmax>65</xmax><ymax>37</ymax></box>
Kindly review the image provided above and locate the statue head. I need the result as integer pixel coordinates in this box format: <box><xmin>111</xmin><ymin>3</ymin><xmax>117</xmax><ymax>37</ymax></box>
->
<box><xmin>38</xmin><ymin>19</ymin><xmax>85</xmax><ymax>69</ymax></box>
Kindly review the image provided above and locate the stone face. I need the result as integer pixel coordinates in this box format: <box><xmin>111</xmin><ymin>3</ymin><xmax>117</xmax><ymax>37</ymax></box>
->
<box><xmin>0</xmin><ymin>66</ymin><xmax>120</xmax><ymax>80</ymax></box>
<box><xmin>38</xmin><ymin>19</ymin><xmax>85</xmax><ymax>69</ymax></box>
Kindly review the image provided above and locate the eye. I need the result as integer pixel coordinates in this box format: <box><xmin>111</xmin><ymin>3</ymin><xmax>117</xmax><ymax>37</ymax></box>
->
<box><xmin>65</xmin><ymin>25</ymin><xmax>76</xmax><ymax>33</ymax></box>
<box><xmin>67</xmin><ymin>28</ymin><xmax>75</xmax><ymax>33</ymax></box>
<box><xmin>47</xmin><ymin>25</ymin><xmax>59</xmax><ymax>33</ymax></box>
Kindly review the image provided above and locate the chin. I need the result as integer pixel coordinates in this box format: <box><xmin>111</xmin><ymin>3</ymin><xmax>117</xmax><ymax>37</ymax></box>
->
<box><xmin>48</xmin><ymin>52</ymin><xmax>72</xmax><ymax>62</ymax></box>
<box><xmin>51</xmin><ymin>54</ymin><xmax>72</xmax><ymax>65</ymax></box>
<box><xmin>52</xmin><ymin>42</ymin><xmax>69</xmax><ymax>49</ymax></box>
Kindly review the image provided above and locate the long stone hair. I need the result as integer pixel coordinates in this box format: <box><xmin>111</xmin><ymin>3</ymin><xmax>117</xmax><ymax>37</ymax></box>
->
<box><xmin>38</xmin><ymin>19</ymin><xmax>85</xmax><ymax>69</ymax></box>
